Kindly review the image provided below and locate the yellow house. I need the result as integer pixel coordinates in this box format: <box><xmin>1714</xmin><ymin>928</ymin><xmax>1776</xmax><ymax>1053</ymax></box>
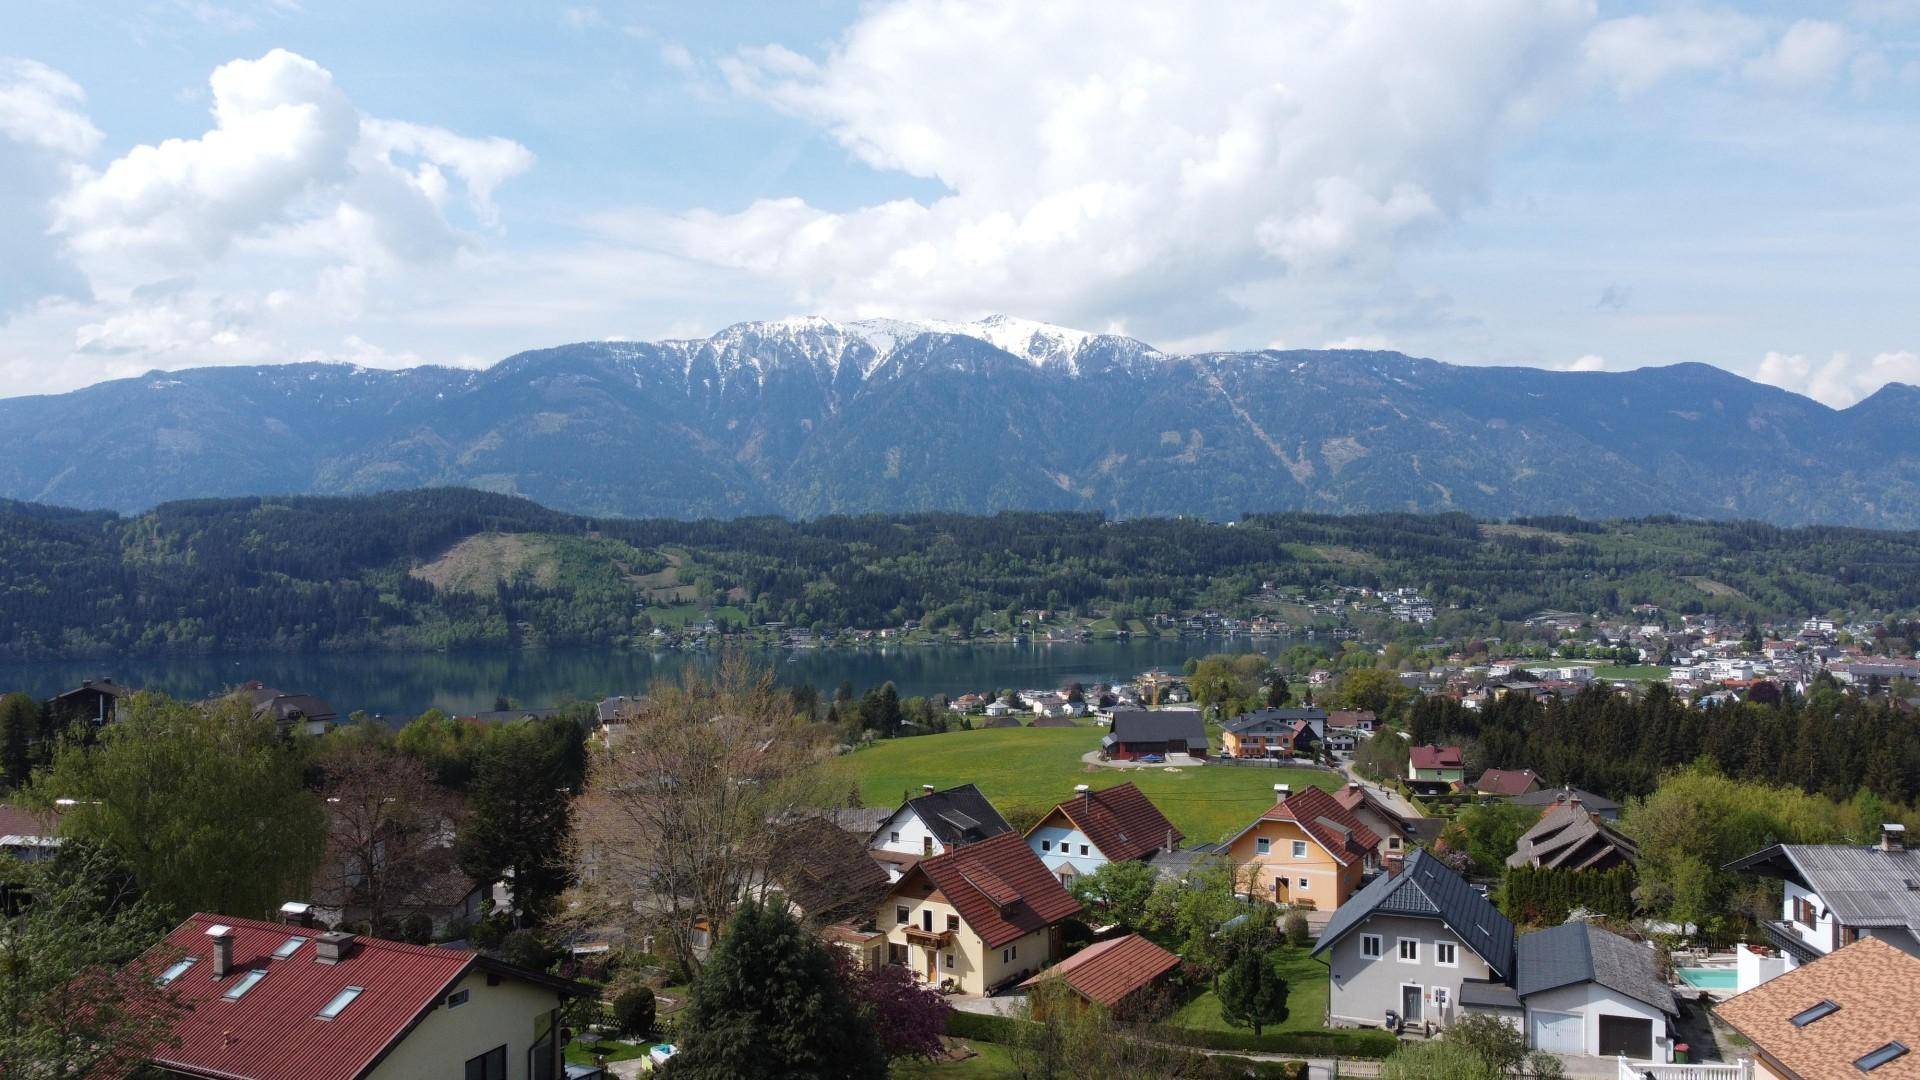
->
<box><xmin>1223</xmin><ymin>784</ymin><xmax>1380</xmax><ymax>909</ymax></box>
<box><xmin>870</xmin><ymin>831</ymin><xmax>1081</xmax><ymax>995</ymax></box>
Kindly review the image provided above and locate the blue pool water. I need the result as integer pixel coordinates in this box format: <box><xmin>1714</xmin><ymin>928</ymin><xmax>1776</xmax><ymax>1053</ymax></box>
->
<box><xmin>1678</xmin><ymin>967</ymin><xmax>1737</xmax><ymax>989</ymax></box>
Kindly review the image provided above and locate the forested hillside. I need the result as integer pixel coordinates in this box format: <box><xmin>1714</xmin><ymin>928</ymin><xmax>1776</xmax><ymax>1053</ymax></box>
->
<box><xmin>2</xmin><ymin>489</ymin><xmax>1918</xmax><ymax>659</ymax></box>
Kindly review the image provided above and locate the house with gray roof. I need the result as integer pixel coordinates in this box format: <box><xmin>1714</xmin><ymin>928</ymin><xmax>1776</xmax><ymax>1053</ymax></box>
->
<box><xmin>1101</xmin><ymin>708</ymin><xmax>1208</xmax><ymax>760</ymax></box>
<box><xmin>1506</xmin><ymin>799</ymin><xmax>1639</xmax><ymax>871</ymax></box>
<box><xmin>1724</xmin><ymin>825</ymin><xmax>1920</xmax><ymax>989</ymax></box>
<box><xmin>1512</xmin><ymin>922</ymin><xmax>1677</xmax><ymax>1059</ymax></box>
<box><xmin>867</xmin><ymin>783</ymin><xmax>1014</xmax><ymax>880</ymax></box>
<box><xmin>1507</xmin><ymin>785</ymin><xmax>1622</xmax><ymax>820</ymax></box>
<box><xmin>1314</xmin><ymin>851</ymin><xmax>1678</xmax><ymax>1061</ymax></box>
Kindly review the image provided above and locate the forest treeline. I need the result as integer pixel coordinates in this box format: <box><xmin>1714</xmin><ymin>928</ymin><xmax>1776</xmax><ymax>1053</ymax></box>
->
<box><xmin>3</xmin><ymin>488</ymin><xmax>1920</xmax><ymax>658</ymax></box>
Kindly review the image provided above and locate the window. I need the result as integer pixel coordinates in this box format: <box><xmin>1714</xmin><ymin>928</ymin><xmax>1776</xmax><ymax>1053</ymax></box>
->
<box><xmin>1010</xmin><ymin>944</ymin><xmax>1017</xmax><ymax>959</ymax></box>
<box><xmin>944</xmin><ymin>953</ymin><xmax>955</xmax><ymax>969</ymax></box>
<box><xmin>447</xmin><ymin>989</ymin><xmax>470</xmax><ymax>1009</ymax></box>
<box><xmin>1388</xmin><ymin>836</ymin><xmax>1402</xmax><ymax>851</ymax></box>
<box><xmin>1360</xmin><ymin>935</ymin><xmax>1382</xmax><ymax>959</ymax></box>
<box><xmin>157</xmin><ymin>958</ymin><xmax>197</xmax><ymax>985</ymax></box>
<box><xmin>1398</xmin><ymin>939</ymin><xmax>1419</xmax><ymax>963</ymax></box>
<box><xmin>889</xmin><ymin>830</ymin><xmax>901</xmax><ymax>843</ymax></box>
<box><xmin>1256</xmin><ymin>837</ymin><xmax>1271</xmax><ymax>855</ymax></box>
<box><xmin>273</xmin><ymin>935</ymin><xmax>308</xmax><ymax>959</ymax></box>
<box><xmin>317</xmin><ymin>986</ymin><xmax>364</xmax><ymax>1019</ymax></box>
<box><xmin>1292</xmin><ymin>841</ymin><xmax>1309</xmax><ymax>858</ymax></box>
<box><xmin>465</xmin><ymin>1045</ymin><xmax>508</xmax><ymax>1080</ymax></box>
<box><xmin>947</xmin><ymin>914</ymin><xmax>959</xmax><ymax>932</ymax></box>
<box><xmin>1435</xmin><ymin>942</ymin><xmax>1458</xmax><ymax>967</ymax></box>
<box><xmin>1793</xmin><ymin>895</ymin><xmax>1818</xmax><ymax>928</ymax></box>
<box><xmin>1791</xmin><ymin>999</ymin><xmax>1839</xmax><ymax>1027</ymax></box>
<box><xmin>923</xmin><ymin>836</ymin><xmax>934</xmax><ymax>856</ymax></box>
<box><xmin>1041</xmin><ymin>840</ymin><xmax>1052</xmax><ymax>851</ymax></box>
<box><xmin>896</xmin><ymin>905</ymin><xmax>909</xmax><ymax>925</ymax></box>
<box><xmin>223</xmin><ymin>969</ymin><xmax>267</xmax><ymax>1000</ymax></box>
<box><xmin>1079</xmin><ymin>844</ymin><xmax>1088</xmax><ymax>856</ymax></box>
<box><xmin>1856</xmin><ymin>1043</ymin><xmax>1909</xmax><ymax>1072</ymax></box>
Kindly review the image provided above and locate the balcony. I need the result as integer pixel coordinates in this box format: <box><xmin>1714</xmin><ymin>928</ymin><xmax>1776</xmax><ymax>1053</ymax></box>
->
<box><xmin>1760</xmin><ymin>920</ymin><xmax>1821</xmax><ymax>965</ymax></box>
<box><xmin>903</xmin><ymin>926</ymin><xmax>954</xmax><ymax>948</ymax></box>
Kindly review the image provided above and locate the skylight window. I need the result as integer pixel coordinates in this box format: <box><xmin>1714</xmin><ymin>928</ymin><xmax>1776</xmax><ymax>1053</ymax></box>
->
<box><xmin>318</xmin><ymin>986</ymin><xmax>365</xmax><ymax>1019</ymax></box>
<box><xmin>1791</xmin><ymin>999</ymin><xmax>1839</xmax><ymax>1027</ymax></box>
<box><xmin>1857</xmin><ymin>1043</ymin><xmax>1908</xmax><ymax>1072</ymax></box>
<box><xmin>223</xmin><ymin>969</ymin><xmax>267</xmax><ymax>1000</ymax></box>
<box><xmin>157</xmin><ymin>958</ymin><xmax>196</xmax><ymax>985</ymax></box>
<box><xmin>273</xmin><ymin>936</ymin><xmax>309</xmax><ymax>959</ymax></box>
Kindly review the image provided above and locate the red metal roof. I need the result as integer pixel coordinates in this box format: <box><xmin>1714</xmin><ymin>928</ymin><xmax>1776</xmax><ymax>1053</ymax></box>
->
<box><xmin>1043</xmin><ymin>783</ymin><xmax>1183</xmax><ymax>863</ymax></box>
<box><xmin>1409</xmin><ymin>744</ymin><xmax>1463</xmax><ymax>769</ymax></box>
<box><xmin>1474</xmin><ymin>768</ymin><xmax>1539</xmax><ymax>796</ymax></box>
<box><xmin>1019</xmin><ymin>933</ymin><xmax>1181</xmax><ymax>1008</ymax></box>
<box><xmin>899</xmin><ymin>832</ymin><xmax>1081</xmax><ymax>948</ymax></box>
<box><xmin>1258</xmin><ymin>786</ymin><xmax>1382</xmax><ymax>866</ymax></box>
<box><xmin>0</xmin><ymin>802</ymin><xmax>60</xmax><ymax>840</ymax></box>
<box><xmin>144</xmin><ymin>913</ymin><xmax>481</xmax><ymax>1080</ymax></box>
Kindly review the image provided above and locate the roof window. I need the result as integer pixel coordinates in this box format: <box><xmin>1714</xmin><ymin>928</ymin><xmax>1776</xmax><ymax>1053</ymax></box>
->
<box><xmin>223</xmin><ymin>969</ymin><xmax>267</xmax><ymax>1000</ymax></box>
<box><xmin>273</xmin><ymin>935</ymin><xmax>309</xmax><ymax>959</ymax></box>
<box><xmin>1790</xmin><ymin>999</ymin><xmax>1839</xmax><ymax>1027</ymax></box>
<box><xmin>157</xmin><ymin>957</ymin><xmax>196</xmax><ymax>985</ymax></box>
<box><xmin>318</xmin><ymin>986</ymin><xmax>364</xmax><ymax>1019</ymax></box>
<box><xmin>1857</xmin><ymin>1043</ymin><xmax>1909</xmax><ymax>1072</ymax></box>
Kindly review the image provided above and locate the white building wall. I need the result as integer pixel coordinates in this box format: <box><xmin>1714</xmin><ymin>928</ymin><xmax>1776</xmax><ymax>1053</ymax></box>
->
<box><xmin>1521</xmin><ymin>982</ymin><xmax>1672</xmax><ymax>1062</ymax></box>
<box><xmin>1027</xmin><ymin>824</ymin><xmax>1102</xmax><ymax>885</ymax></box>
<box><xmin>871</xmin><ymin>807</ymin><xmax>946</xmax><ymax>861</ymax></box>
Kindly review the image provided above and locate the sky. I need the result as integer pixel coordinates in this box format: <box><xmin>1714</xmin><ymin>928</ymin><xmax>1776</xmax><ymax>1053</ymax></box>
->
<box><xmin>3</xmin><ymin>1</ymin><xmax>1919</xmax><ymax>406</ymax></box>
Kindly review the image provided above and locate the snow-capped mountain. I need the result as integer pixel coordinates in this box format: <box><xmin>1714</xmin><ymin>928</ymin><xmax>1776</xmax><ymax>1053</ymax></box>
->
<box><xmin>0</xmin><ymin>319</ymin><xmax>1917</xmax><ymax>526</ymax></box>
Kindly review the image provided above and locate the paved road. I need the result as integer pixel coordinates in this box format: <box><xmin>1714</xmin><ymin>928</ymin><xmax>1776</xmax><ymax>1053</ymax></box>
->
<box><xmin>1336</xmin><ymin>758</ymin><xmax>1423</xmax><ymax>818</ymax></box>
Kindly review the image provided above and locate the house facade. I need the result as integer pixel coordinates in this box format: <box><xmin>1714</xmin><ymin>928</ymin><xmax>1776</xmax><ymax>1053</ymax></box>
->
<box><xmin>868</xmin><ymin>783</ymin><xmax>1013</xmax><ymax>879</ymax></box>
<box><xmin>1407</xmin><ymin>745</ymin><xmax>1466</xmax><ymax>791</ymax></box>
<box><xmin>1331</xmin><ymin>782</ymin><xmax>1415</xmax><ymax>866</ymax></box>
<box><xmin>1224</xmin><ymin>784</ymin><xmax>1378</xmax><ymax>909</ymax></box>
<box><xmin>1221</xmin><ymin>707</ymin><xmax>1325</xmax><ymax>759</ymax></box>
<box><xmin>1100</xmin><ymin>708</ymin><xmax>1208</xmax><ymax>761</ymax></box>
<box><xmin>1724</xmin><ymin>827</ymin><xmax>1920</xmax><ymax>991</ymax></box>
<box><xmin>1025</xmin><ymin>782</ymin><xmax>1182</xmax><ymax>888</ymax></box>
<box><xmin>872</xmin><ymin>832</ymin><xmax>1080</xmax><ymax>995</ymax></box>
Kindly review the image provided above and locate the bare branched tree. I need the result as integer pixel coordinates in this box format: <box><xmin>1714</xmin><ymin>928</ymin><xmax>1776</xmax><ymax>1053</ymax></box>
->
<box><xmin>315</xmin><ymin>739</ymin><xmax>467</xmax><ymax>935</ymax></box>
<box><xmin>572</xmin><ymin>658</ymin><xmax>843</xmax><ymax>975</ymax></box>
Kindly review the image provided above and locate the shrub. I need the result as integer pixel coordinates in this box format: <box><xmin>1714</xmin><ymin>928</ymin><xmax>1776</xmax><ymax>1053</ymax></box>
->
<box><xmin>501</xmin><ymin>929</ymin><xmax>560</xmax><ymax>972</ymax></box>
<box><xmin>1282</xmin><ymin>912</ymin><xmax>1311</xmax><ymax>948</ymax></box>
<box><xmin>611</xmin><ymin>986</ymin><xmax>656</xmax><ymax>1039</ymax></box>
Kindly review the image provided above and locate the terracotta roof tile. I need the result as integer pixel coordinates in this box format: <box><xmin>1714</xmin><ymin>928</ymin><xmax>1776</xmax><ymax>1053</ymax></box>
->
<box><xmin>1019</xmin><ymin>933</ymin><xmax>1181</xmax><ymax>1008</ymax></box>
<box><xmin>1257</xmin><ymin>787</ymin><xmax>1381</xmax><ymax>866</ymax></box>
<box><xmin>1043</xmin><ymin>783</ymin><xmax>1182</xmax><ymax>863</ymax></box>
<box><xmin>1718</xmin><ymin>937</ymin><xmax>1920</xmax><ymax>1080</ymax></box>
<box><xmin>898</xmin><ymin>832</ymin><xmax>1080</xmax><ymax>948</ymax></box>
<box><xmin>1409</xmin><ymin>745</ymin><xmax>1463</xmax><ymax>769</ymax></box>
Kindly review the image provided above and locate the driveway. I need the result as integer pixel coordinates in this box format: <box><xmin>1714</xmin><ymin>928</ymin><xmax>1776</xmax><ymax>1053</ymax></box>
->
<box><xmin>1337</xmin><ymin>760</ymin><xmax>1422</xmax><ymax>818</ymax></box>
<box><xmin>1080</xmin><ymin>750</ymin><xmax>1208</xmax><ymax>770</ymax></box>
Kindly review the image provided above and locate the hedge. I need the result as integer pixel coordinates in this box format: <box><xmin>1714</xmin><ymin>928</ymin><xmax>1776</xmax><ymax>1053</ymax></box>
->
<box><xmin>944</xmin><ymin>1007</ymin><xmax>1395</xmax><ymax>1061</ymax></box>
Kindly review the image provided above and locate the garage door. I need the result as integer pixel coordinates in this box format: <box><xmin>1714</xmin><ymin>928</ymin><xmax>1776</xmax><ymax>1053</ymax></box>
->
<box><xmin>1530</xmin><ymin>1010</ymin><xmax>1583</xmax><ymax>1055</ymax></box>
<box><xmin>1598</xmin><ymin>1015</ymin><xmax>1654</xmax><ymax>1059</ymax></box>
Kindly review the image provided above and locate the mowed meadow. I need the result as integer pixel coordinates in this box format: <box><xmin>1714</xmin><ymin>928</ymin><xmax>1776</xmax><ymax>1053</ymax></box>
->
<box><xmin>835</xmin><ymin>724</ymin><xmax>1337</xmax><ymax>843</ymax></box>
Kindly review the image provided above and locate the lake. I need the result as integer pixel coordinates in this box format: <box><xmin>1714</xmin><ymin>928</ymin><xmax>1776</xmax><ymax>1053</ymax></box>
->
<box><xmin>0</xmin><ymin>637</ymin><xmax>1301</xmax><ymax>720</ymax></box>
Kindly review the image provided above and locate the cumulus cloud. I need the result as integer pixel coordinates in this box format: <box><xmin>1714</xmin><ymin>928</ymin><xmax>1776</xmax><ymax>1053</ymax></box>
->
<box><xmin>1744</xmin><ymin>20</ymin><xmax>1852</xmax><ymax>90</ymax></box>
<box><xmin>1564</xmin><ymin>354</ymin><xmax>1609</xmax><ymax>372</ymax></box>
<box><xmin>1581</xmin><ymin>10</ymin><xmax>1764</xmax><ymax>97</ymax></box>
<box><xmin>678</xmin><ymin>0</ymin><xmax>1596</xmax><ymax>338</ymax></box>
<box><xmin>0</xmin><ymin>58</ymin><xmax>103</xmax><ymax>314</ymax></box>
<box><xmin>1755</xmin><ymin>349</ymin><xmax>1920</xmax><ymax>406</ymax></box>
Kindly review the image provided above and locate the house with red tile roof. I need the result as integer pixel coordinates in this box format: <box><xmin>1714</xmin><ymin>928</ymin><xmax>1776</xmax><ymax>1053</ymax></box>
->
<box><xmin>1474</xmin><ymin>768</ymin><xmax>1542</xmax><ymax>797</ymax></box>
<box><xmin>1019</xmin><ymin>933</ymin><xmax>1182</xmax><ymax>1018</ymax></box>
<box><xmin>1024</xmin><ymin>782</ymin><xmax>1182</xmax><ymax>889</ymax></box>
<box><xmin>872</xmin><ymin>831</ymin><xmax>1081</xmax><ymax>995</ymax></box>
<box><xmin>137</xmin><ymin>912</ymin><xmax>590</xmax><ymax>1080</ymax></box>
<box><xmin>1224</xmin><ymin>784</ymin><xmax>1381</xmax><ymax>910</ymax></box>
<box><xmin>1331</xmin><ymin>781</ymin><xmax>1415</xmax><ymax>866</ymax></box>
<box><xmin>1408</xmin><ymin>744</ymin><xmax>1466</xmax><ymax>792</ymax></box>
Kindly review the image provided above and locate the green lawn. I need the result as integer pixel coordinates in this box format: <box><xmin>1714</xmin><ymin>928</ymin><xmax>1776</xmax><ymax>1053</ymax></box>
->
<box><xmin>840</xmin><ymin>726</ymin><xmax>1336</xmax><ymax>843</ymax></box>
<box><xmin>564</xmin><ymin>1036</ymin><xmax>654</xmax><ymax>1065</ymax></box>
<box><xmin>893</xmin><ymin>1041</ymin><xmax>1021</xmax><ymax>1078</ymax></box>
<box><xmin>1168</xmin><ymin>947</ymin><xmax>1329</xmax><ymax>1035</ymax></box>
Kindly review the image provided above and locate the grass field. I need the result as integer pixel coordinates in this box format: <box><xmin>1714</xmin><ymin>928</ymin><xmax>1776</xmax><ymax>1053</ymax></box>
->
<box><xmin>838</xmin><ymin>726</ymin><xmax>1336</xmax><ymax>843</ymax></box>
<box><xmin>894</xmin><ymin>1040</ymin><xmax>1021</xmax><ymax>1078</ymax></box>
<box><xmin>1167</xmin><ymin>946</ymin><xmax>1329</xmax><ymax>1034</ymax></box>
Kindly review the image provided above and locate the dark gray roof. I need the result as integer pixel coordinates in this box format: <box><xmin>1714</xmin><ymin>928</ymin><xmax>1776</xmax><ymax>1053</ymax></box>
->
<box><xmin>1459</xmin><ymin>978</ymin><xmax>1523</xmax><ymax>1010</ymax></box>
<box><xmin>1222</xmin><ymin>707</ymin><xmax>1327</xmax><ymax>735</ymax></box>
<box><xmin>1312</xmin><ymin>849</ymin><xmax>1516</xmax><ymax>979</ymax></box>
<box><xmin>1726</xmin><ymin>844</ymin><xmax>1920</xmax><ymax>929</ymax></box>
<box><xmin>1516</xmin><ymin>922</ymin><xmax>1677</xmax><ymax>1016</ymax></box>
<box><xmin>1506</xmin><ymin>803</ymin><xmax>1639</xmax><ymax>870</ymax></box>
<box><xmin>897</xmin><ymin>783</ymin><xmax>1013</xmax><ymax>847</ymax></box>
<box><xmin>1108</xmin><ymin>708</ymin><xmax>1207</xmax><ymax>746</ymax></box>
<box><xmin>1509</xmin><ymin>786</ymin><xmax>1621</xmax><ymax>814</ymax></box>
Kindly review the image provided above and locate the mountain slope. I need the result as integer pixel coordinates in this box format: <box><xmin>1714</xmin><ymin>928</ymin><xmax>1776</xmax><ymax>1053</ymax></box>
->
<box><xmin>0</xmin><ymin>315</ymin><xmax>1914</xmax><ymax>525</ymax></box>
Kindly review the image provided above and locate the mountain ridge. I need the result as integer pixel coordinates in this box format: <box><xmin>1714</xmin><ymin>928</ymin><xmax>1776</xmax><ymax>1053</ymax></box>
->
<box><xmin>2</xmin><ymin>315</ymin><xmax>1916</xmax><ymax>526</ymax></box>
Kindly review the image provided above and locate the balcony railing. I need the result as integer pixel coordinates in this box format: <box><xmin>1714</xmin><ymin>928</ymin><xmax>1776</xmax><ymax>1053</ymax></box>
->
<box><xmin>1616</xmin><ymin>1057</ymin><xmax>1753</xmax><ymax>1080</ymax></box>
<box><xmin>902</xmin><ymin>926</ymin><xmax>954</xmax><ymax>948</ymax></box>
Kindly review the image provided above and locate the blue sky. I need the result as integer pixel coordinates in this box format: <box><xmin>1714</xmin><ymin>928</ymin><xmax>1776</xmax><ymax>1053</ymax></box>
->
<box><xmin>3</xmin><ymin>1</ymin><xmax>1918</xmax><ymax>405</ymax></box>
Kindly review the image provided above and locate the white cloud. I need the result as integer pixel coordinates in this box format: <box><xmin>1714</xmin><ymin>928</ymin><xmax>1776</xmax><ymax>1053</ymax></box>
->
<box><xmin>1564</xmin><ymin>354</ymin><xmax>1608</xmax><ymax>371</ymax></box>
<box><xmin>1581</xmin><ymin>11</ymin><xmax>1764</xmax><ymax>97</ymax></box>
<box><xmin>0</xmin><ymin>59</ymin><xmax>102</xmax><ymax>314</ymax></box>
<box><xmin>680</xmin><ymin>0</ymin><xmax>1596</xmax><ymax>339</ymax></box>
<box><xmin>1754</xmin><ymin>349</ymin><xmax>1920</xmax><ymax>406</ymax></box>
<box><xmin>1744</xmin><ymin>20</ymin><xmax>1852</xmax><ymax>90</ymax></box>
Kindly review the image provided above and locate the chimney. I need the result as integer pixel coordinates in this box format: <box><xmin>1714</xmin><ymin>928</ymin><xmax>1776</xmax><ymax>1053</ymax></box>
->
<box><xmin>279</xmin><ymin>900</ymin><xmax>314</xmax><ymax>928</ymax></box>
<box><xmin>314</xmin><ymin>930</ymin><xmax>356</xmax><ymax>965</ymax></box>
<box><xmin>1274</xmin><ymin>783</ymin><xmax>1290</xmax><ymax>799</ymax></box>
<box><xmin>1882</xmin><ymin>823</ymin><xmax>1907</xmax><ymax>852</ymax></box>
<box><xmin>1347</xmin><ymin>781</ymin><xmax>1361</xmax><ymax>791</ymax></box>
<box><xmin>922</xmin><ymin>784</ymin><xmax>936</xmax><ymax>797</ymax></box>
<box><xmin>206</xmin><ymin>924</ymin><xmax>235</xmax><ymax>978</ymax></box>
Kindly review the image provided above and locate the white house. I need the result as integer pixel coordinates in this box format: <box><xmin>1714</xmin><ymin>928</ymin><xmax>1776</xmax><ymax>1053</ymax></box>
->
<box><xmin>867</xmin><ymin>783</ymin><xmax>1014</xmax><ymax>881</ymax></box>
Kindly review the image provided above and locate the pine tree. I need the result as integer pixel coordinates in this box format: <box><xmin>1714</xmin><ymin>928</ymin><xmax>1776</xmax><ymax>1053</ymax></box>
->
<box><xmin>1216</xmin><ymin>937</ymin><xmax>1289</xmax><ymax>1037</ymax></box>
<box><xmin>0</xmin><ymin>693</ymin><xmax>34</xmax><ymax>790</ymax></box>
<box><xmin>665</xmin><ymin>899</ymin><xmax>886</xmax><ymax>1080</ymax></box>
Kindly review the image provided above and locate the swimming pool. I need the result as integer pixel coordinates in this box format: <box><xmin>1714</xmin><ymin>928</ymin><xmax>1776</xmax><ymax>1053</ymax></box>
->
<box><xmin>1678</xmin><ymin>966</ymin><xmax>1738</xmax><ymax>990</ymax></box>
